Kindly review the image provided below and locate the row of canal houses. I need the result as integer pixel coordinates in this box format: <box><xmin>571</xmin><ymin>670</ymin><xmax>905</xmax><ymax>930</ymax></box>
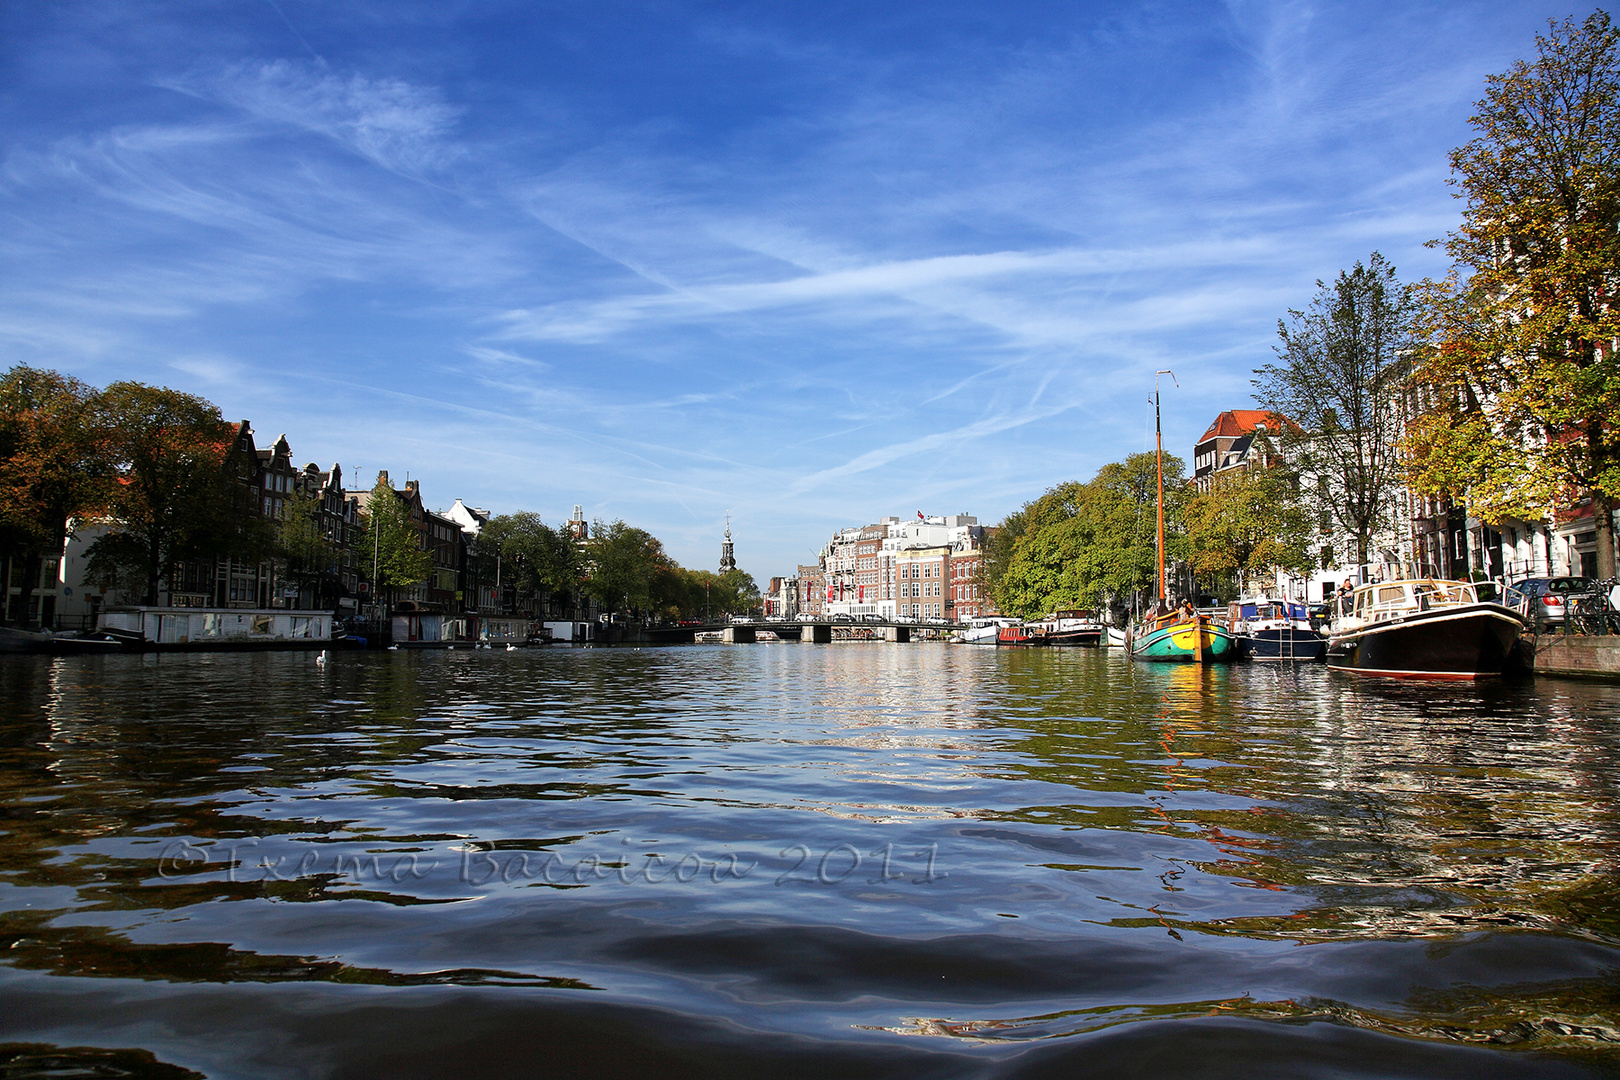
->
<box><xmin>1193</xmin><ymin>409</ymin><xmax>1614</xmax><ymax>593</ymax></box>
<box><xmin>20</xmin><ymin>422</ymin><xmax>597</xmax><ymax>645</ymax></box>
<box><xmin>765</xmin><ymin>513</ymin><xmax>995</xmax><ymax>625</ymax></box>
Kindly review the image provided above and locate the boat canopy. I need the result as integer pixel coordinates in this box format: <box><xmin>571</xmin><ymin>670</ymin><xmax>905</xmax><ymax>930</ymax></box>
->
<box><xmin>1232</xmin><ymin>600</ymin><xmax>1310</xmax><ymax>623</ymax></box>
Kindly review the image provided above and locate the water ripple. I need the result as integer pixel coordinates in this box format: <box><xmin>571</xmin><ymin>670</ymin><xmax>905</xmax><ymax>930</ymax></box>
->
<box><xmin>0</xmin><ymin>647</ymin><xmax>1617</xmax><ymax>1076</ymax></box>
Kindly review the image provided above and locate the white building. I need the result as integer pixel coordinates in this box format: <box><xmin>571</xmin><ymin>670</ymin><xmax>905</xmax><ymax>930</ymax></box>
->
<box><xmin>818</xmin><ymin>514</ymin><xmax>981</xmax><ymax>620</ymax></box>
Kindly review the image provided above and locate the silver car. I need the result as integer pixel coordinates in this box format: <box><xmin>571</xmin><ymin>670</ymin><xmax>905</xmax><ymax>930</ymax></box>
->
<box><xmin>1511</xmin><ymin>576</ymin><xmax>1596</xmax><ymax>626</ymax></box>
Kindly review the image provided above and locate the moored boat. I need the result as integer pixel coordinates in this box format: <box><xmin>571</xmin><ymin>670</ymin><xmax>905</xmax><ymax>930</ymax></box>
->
<box><xmin>1325</xmin><ymin>578</ymin><xmax>1527</xmax><ymax>679</ymax></box>
<box><xmin>957</xmin><ymin>616</ymin><xmax>1017</xmax><ymax>645</ymax></box>
<box><xmin>0</xmin><ymin>625</ymin><xmax>124</xmax><ymax>654</ymax></box>
<box><xmin>1127</xmin><ymin>369</ymin><xmax>1236</xmax><ymax>665</ymax></box>
<box><xmin>1228</xmin><ymin>599</ymin><xmax>1325</xmax><ymax>662</ymax></box>
<box><xmin>997</xmin><ymin>624</ymin><xmax>1045</xmax><ymax>646</ymax></box>
<box><xmin>1031</xmin><ymin>609</ymin><xmax>1104</xmax><ymax>646</ymax></box>
<box><xmin>1130</xmin><ymin>610</ymin><xmax>1237</xmax><ymax>662</ymax></box>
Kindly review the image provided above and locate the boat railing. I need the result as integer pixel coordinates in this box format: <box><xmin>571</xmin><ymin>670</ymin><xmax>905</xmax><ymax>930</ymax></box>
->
<box><xmin>1500</xmin><ymin>582</ymin><xmax>1531</xmax><ymax>617</ymax></box>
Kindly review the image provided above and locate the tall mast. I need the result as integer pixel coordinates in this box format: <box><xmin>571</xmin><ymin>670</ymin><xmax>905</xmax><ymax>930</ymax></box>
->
<box><xmin>1153</xmin><ymin>370</ymin><xmax>1177</xmax><ymax>607</ymax></box>
<box><xmin>1156</xmin><ymin>387</ymin><xmax>1165</xmax><ymax>605</ymax></box>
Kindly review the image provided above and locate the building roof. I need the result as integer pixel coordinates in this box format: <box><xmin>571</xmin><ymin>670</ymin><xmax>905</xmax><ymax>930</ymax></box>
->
<box><xmin>1220</xmin><ymin>433</ymin><xmax>1255</xmax><ymax>469</ymax></box>
<box><xmin>1198</xmin><ymin>409</ymin><xmax>1276</xmax><ymax>443</ymax></box>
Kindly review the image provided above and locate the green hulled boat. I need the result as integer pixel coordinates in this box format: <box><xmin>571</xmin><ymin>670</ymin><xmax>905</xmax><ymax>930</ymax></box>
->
<box><xmin>1129</xmin><ymin>612</ymin><xmax>1237</xmax><ymax>662</ymax></box>
<box><xmin>1127</xmin><ymin>370</ymin><xmax>1238</xmax><ymax>664</ymax></box>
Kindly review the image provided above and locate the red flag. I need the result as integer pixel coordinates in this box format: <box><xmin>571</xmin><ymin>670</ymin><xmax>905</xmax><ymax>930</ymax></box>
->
<box><xmin>917</xmin><ymin>510</ymin><xmax>924</xmax><ymax>519</ymax></box>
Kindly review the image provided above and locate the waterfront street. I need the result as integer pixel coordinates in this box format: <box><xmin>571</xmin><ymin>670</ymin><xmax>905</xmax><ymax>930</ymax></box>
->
<box><xmin>1</xmin><ymin>646</ymin><xmax>1617</xmax><ymax>1078</ymax></box>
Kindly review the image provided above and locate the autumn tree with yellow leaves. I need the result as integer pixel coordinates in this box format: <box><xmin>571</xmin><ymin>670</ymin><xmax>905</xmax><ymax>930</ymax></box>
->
<box><xmin>1407</xmin><ymin>12</ymin><xmax>1620</xmax><ymax>577</ymax></box>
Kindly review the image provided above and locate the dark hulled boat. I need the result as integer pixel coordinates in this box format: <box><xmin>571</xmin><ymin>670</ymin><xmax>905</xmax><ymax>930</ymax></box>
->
<box><xmin>1032</xmin><ymin>610</ymin><xmax>1105</xmax><ymax>646</ymax></box>
<box><xmin>1325</xmin><ymin>579</ymin><xmax>1527</xmax><ymax>679</ymax></box>
<box><xmin>0</xmin><ymin>626</ymin><xmax>124</xmax><ymax>654</ymax></box>
<box><xmin>1228</xmin><ymin>599</ymin><xmax>1326</xmax><ymax>662</ymax></box>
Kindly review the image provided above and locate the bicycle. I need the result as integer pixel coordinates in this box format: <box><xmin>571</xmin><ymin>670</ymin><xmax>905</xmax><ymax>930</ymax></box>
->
<box><xmin>1567</xmin><ymin>580</ymin><xmax>1620</xmax><ymax>636</ymax></box>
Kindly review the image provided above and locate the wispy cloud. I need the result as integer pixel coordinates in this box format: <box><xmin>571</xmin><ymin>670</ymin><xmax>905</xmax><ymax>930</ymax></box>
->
<box><xmin>0</xmin><ymin>0</ymin><xmax>1571</xmax><ymax>573</ymax></box>
<box><xmin>163</xmin><ymin>60</ymin><xmax>463</xmax><ymax>177</ymax></box>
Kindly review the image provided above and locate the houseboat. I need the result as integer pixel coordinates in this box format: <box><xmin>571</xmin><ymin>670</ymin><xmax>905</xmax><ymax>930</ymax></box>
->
<box><xmin>96</xmin><ymin>606</ymin><xmax>333</xmax><ymax>649</ymax></box>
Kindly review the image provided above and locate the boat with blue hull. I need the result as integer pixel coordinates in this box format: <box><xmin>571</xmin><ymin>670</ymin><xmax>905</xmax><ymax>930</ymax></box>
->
<box><xmin>1228</xmin><ymin>599</ymin><xmax>1326</xmax><ymax>662</ymax></box>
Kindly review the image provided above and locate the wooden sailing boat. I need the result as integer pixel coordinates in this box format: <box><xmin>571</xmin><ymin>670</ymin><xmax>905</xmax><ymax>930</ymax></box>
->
<box><xmin>1129</xmin><ymin>371</ymin><xmax>1237</xmax><ymax>664</ymax></box>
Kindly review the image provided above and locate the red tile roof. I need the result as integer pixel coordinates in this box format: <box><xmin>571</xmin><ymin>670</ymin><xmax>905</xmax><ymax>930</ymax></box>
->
<box><xmin>1198</xmin><ymin>409</ymin><xmax>1278</xmax><ymax>443</ymax></box>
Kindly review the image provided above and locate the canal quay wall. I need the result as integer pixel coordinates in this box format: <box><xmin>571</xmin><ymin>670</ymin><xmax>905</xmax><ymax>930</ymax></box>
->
<box><xmin>1532</xmin><ymin>634</ymin><xmax>1620</xmax><ymax>681</ymax></box>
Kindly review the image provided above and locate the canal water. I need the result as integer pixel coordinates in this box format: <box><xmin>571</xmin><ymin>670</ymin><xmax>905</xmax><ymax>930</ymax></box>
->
<box><xmin>1</xmin><ymin>646</ymin><xmax>1618</xmax><ymax>1078</ymax></box>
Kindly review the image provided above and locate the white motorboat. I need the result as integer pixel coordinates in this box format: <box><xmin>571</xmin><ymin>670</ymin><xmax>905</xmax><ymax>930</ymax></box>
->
<box><xmin>957</xmin><ymin>617</ymin><xmax>1018</xmax><ymax>645</ymax></box>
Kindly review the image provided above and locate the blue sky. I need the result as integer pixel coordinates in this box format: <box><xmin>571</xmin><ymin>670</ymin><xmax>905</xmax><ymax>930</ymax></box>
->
<box><xmin>0</xmin><ymin>1</ymin><xmax>1584</xmax><ymax>579</ymax></box>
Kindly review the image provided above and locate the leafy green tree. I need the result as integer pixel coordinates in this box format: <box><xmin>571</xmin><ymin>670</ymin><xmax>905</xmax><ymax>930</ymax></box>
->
<box><xmin>1409</xmin><ymin>12</ymin><xmax>1620</xmax><ymax>577</ymax></box>
<box><xmin>356</xmin><ymin>476</ymin><xmax>431</xmax><ymax>607</ymax></box>
<box><xmin>0</xmin><ymin>366</ymin><xmax>108</xmax><ymax>625</ymax></box>
<box><xmin>997</xmin><ymin>481</ymin><xmax>1098</xmax><ymax>616</ymax></box>
<box><xmin>996</xmin><ymin>452</ymin><xmax>1185</xmax><ymax>618</ymax></box>
<box><xmin>713</xmin><ymin>567</ymin><xmax>760</xmax><ymax>618</ymax></box>
<box><xmin>481</xmin><ymin>512</ymin><xmax>581</xmax><ymax>615</ymax></box>
<box><xmin>977</xmin><ymin>508</ymin><xmax>1025</xmax><ymax>607</ymax></box>
<box><xmin>667</xmin><ymin>566</ymin><xmax>760</xmax><ymax>621</ymax></box>
<box><xmin>1184</xmin><ymin>458</ymin><xmax>1314</xmax><ymax>598</ymax></box>
<box><xmin>1254</xmin><ymin>254</ymin><xmax>1415</xmax><ymax>568</ymax></box>
<box><xmin>85</xmin><ymin>382</ymin><xmax>269</xmax><ymax>605</ymax></box>
<box><xmin>584</xmin><ymin>519</ymin><xmax>669</xmax><ymax>618</ymax></box>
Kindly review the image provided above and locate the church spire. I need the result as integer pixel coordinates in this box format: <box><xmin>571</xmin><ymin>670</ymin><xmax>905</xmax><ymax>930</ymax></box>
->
<box><xmin>719</xmin><ymin>513</ymin><xmax>736</xmax><ymax>572</ymax></box>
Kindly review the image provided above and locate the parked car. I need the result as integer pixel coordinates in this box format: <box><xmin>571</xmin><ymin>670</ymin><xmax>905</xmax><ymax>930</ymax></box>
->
<box><xmin>1510</xmin><ymin>576</ymin><xmax>1597</xmax><ymax>626</ymax></box>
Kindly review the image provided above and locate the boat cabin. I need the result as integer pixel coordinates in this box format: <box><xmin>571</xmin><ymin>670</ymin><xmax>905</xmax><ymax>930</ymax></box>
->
<box><xmin>1336</xmin><ymin>579</ymin><xmax>1480</xmax><ymax>629</ymax></box>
